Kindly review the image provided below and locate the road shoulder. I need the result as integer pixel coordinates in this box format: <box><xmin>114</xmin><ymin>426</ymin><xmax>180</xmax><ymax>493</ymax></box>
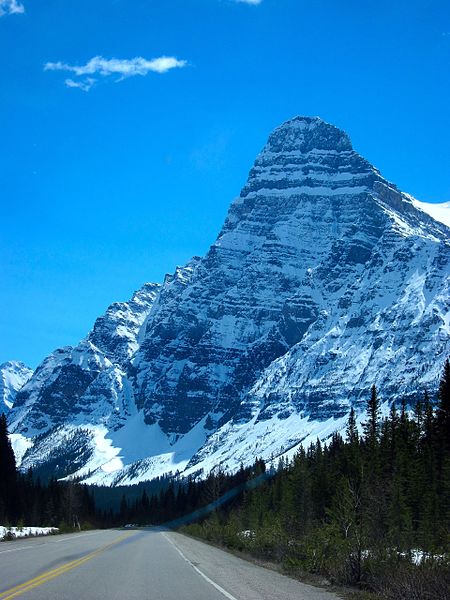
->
<box><xmin>166</xmin><ymin>530</ymin><xmax>344</xmax><ymax>600</ymax></box>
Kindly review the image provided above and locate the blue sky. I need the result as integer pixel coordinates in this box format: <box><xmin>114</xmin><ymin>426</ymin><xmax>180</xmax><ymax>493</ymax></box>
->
<box><xmin>1</xmin><ymin>0</ymin><xmax>449</xmax><ymax>368</ymax></box>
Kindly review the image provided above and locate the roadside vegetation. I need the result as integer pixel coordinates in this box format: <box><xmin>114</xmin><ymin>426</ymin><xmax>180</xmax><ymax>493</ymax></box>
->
<box><xmin>178</xmin><ymin>360</ymin><xmax>450</xmax><ymax>599</ymax></box>
<box><xmin>1</xmin><ymin>360</ymin><xmax>449</xmax><ymax>599</ymax></box>
<box><xmin>0</xmin><ymin>413</ymin><xmax>98</xmax><ymax>533</ymax></box>
<box><xmin>111</xmin><ymin>360</ymin><xmax>450</xmax><ymax>598</ymax></box>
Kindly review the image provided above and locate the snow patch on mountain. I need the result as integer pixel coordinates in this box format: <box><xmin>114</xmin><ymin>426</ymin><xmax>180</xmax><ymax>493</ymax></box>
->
<box><xmin>82</xmin><ymin>413</ymin><xmax>211</xmax><ymax>485</ymax></box>
<box><xmin>411</xmin><ymin>198</ymin><xmax>450</xmax><ymax>228</ymax></box>
<box><xmin>1</xmin><ymin>361</ymin><xmax>33</xmax><ymax>413</ymax></box>
<box><xmin>9</xmin><ymin>283</ymin><xmax>160</xmax><ymax>437</ymax></box>
<box><xmin>66</xmin><ymin>401</ymin><xmax>392</xmax><ymax>486</ymax></box>
<box><xmin>9</xmin><ymin>433</ymin><xmax>34</xmax><ymax>466</ymax></box>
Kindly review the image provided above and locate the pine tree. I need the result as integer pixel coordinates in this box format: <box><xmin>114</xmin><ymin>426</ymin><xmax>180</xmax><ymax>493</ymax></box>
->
<box><xmin>435</xmin><ymin>358</ymin><xmax>450</xmax><ymax>546</ymax></box>
<box><xmin>437</xmin><ymin>358</ymin><xmax>450</xmax><ymax>452</ymax></box>
<box><xmin>0</xmin><ymin>414</ymin><xmax>18</xmax><ymax>522</ymax></box>
<box><xmin>119</xmin><ymin>494</ymin><xmax>128</xmax><ymax>523</ymax></box>
<box><xmin>0</xmin><ymin>414</ymin><xmax>16</xmax><ymax>482</ymax></box>
<box><xmin>284</xmin><ymin>448</ymin><xmax>312</xmax><ymax>536</ymax></box>
<box><xmin>363</xmin><ymin>385</ymin><xmax>380</xmax><ymax>447</ymax></box>
<box><xmin>414</xmin><ymin>396</ymin><xmax>423</xmax><ymax>433</ymax></box>
<box><xmin>346</xmin><ymin>407</ymin><xmax>358</xmax><ymax>445</ymax></box>
<box><xmin>423</xmin><ymin>390</ymin><xmax>434</xmax><ymax>443</ymax></box>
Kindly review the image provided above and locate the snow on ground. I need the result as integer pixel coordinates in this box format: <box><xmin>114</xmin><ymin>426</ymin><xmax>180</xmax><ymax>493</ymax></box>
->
<box><xmin>0</xmin><ymin>526</ymin><xmax>58</xmax><ymax>541</ymax></box>
<box><xmin>184</xmin><ymin>409</ymin><xmax>362</xmax><ymax>479</ymax></box>
<box><xmin>185</xmin><ymin>400</ymin><xmax>393</xmax><ymax>480</ymax></box>
<box><xmin>82</xmin><ymin>413</ymin><xmax>211</xmax><ymax>485</ymax></box>
<box><xmin>409</xmin><ymin>550</ymin><xmax>446</xmax><ymax>565</ymax></box>
<box><xmin>52</xmin><ymin>400</ymin><xmax>394</xmax><ymax>486</ymax></box>
<box><xmin>11</xmin><ymin>397</ymin><xmax>411</xmax><ymax>487</ymax></box>
<box><xmin>58</xmin><ymin>424</ymin><xmax>123</xmax><ymax>481</ymax></box>
<box><xmin>9</xmin><ymin>433</ymin><xmax>34</xmax><ymax>467</ymax></box>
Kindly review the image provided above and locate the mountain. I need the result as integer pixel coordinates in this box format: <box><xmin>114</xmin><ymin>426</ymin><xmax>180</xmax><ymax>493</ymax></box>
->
<box><xmin>8</xmin><ymin>283</ymin><xmax>160</xmax><ymax>477</ymax></box>
<box><xmin>1</xmin><ymin>361</ymin><xmax>33</xmax><ymax>413</ymax></box>
<box><xmin>411</xmin><ymin>198</ymin><xmax>450</xmax><ymax>228</ymax></box>
<box><xmin>9</xmin><ymin>282</ymin><xmax>160</xmax><ymax>434</ymax></box>
<box><xmin>8</xmin><ymin>116</ymin><xmax>450</xmax><ymax>485</ymax></box>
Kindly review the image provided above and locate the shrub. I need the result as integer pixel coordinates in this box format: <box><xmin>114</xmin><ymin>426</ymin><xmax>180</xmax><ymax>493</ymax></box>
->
<box><xmin>369</xmin><ymin>557</ymin><xmax>450</xmax><ymax>600</ymax></box>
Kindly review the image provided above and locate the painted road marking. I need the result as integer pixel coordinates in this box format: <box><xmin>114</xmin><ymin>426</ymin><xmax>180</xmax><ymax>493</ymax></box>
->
<box><xmin>163</xmin><ymin>532</ymin><xmax>239</xmax><ymax>600</ymax></box>
<box><xmin>0</xmin><ymin>532</ymin><xmax>134</xmax><ymax>600</ymax></box>
<box><xmin>53</xmin><ymin>531</ymin><xmax>100</xmax><ymax>543</ymax></box>
<box><xmin>0</xmin><ymin>531</ymin><xmax>101</xmax><ymax>554</ymax></box>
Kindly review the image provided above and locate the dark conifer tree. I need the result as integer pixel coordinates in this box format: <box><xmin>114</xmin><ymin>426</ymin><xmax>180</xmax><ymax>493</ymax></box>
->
<box><xmin>346</xmin><ymin>407</ymin><xmax>358</xmax><ymax>445</ymax></box>
<box><xmin>435</xmin><ymin>358</ymin><xmax>450</xmax><ymax>545</ymax></box>
<box><xmin>119</xmin><ymin>494</ymin><xmax>128</xmax><ymax>522</ymax></box>
<box><xmin>363</xmin><ymin>385</ymin><xmax>380</xmax><ymax>446</ymax></box>
<box><xmin>0</xmin><ymin>413</ymin><xmax>19</xmax><ymax>522</ymax></box>
<box><xmin>437</xmin><ymin>358</ymin><xmax>450</xmax><ymax>451</ymax></box>
<box><xmin>414</xmin><ymin>396</ymin><xmax>423</xmax><ymax>433</ymax></box>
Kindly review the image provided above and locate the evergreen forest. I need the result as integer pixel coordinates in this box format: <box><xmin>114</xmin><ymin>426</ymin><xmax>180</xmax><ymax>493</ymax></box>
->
<box><xmin>1</xmin><ymin>360</ymin><xmax>449</xmax><ymax>599</ymax></box>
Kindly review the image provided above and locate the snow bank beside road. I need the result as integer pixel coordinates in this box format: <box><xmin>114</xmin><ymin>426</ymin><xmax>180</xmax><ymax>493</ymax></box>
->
<box><xmin>0</xmin><ymin>526</ymin><xmax>58</xmax><ymax>540</ymax></box>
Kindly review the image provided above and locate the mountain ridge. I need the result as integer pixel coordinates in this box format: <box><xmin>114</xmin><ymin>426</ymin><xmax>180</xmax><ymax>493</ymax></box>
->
<box><xmin>7</xmin><ymin>116</ymin><xmax>450</xmax><ymax>485</ymax></box>
<box><xmin>1</xmin><ymin>361</ymin><xmax>33</xmax><ymax>413</ymax></box>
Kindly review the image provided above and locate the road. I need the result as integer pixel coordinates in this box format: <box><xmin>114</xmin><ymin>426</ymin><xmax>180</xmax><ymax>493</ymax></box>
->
<box><xmin>0</xmin><ymin>528</ymin><xmax>341</xmax><ymax>600</ymax></box>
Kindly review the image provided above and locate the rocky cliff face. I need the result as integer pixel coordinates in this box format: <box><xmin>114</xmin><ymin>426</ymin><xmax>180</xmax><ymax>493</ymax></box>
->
<box><xmin>132</xmin><ymin>117</ymin><xmax>449</xmax><ymax>432</ymax></box>
<box><xmin>0</xmin><ymin>361</ymin><xmax>33</xmax><ymax>413</ymax></box>
<box><xmin>10</xmin><ymin>283</ymin><xmax>160</xmax><ymax>437</ymax></box>
<box><xmin>8</xmin><ymin>117</ymin><xmax>450</xmax><ymax>484</ymax></box>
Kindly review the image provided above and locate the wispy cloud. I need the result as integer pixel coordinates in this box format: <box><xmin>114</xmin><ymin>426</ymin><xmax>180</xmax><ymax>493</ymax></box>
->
<box><xmin>65</xmin><ymin>78</ymin><xmax>96</xmax><ymax>92</ymax></box>
<box><xmin>44</xmin><ymin>55</ymin><xmax>188</xmax><ymax>91</ymax></box>
<box><xmin>233</xmin><ymin>0</ymin><xmax>263</xmax><ymax>4</ymax></box>
<box><xmin>0</xmin><ymin>0</ymin><xmax>24</xmax><ymax>16</ymax></box>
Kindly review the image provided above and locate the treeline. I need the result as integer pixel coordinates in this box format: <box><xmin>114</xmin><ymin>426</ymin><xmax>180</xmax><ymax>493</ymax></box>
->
<box><xmin>1</xmin><ymin>360</ymin><xmax>449</xmax><ymax>597</ymax></box>
<box><xmin>0</xmin><ymin>414</ymin><xmax>98</xmax><ymax>530</ymax></box>
<box><xmin>113</xmin><ymin>362</ymin><xmax>450</xmax><ymax>554</ymax></box>
<box><xmin>111</xmin><ymin>360</ymin><xmax>450</xmax><ymax>595</ymax></box>
<box><xmin>177</xmin><ymin>360</ymin><xmax>450</xmax><ymax>598</ymax></box>
<box><xmin>92</xmin><ymin>472</ymin><xmax>183</xmax><ymax>516</ymax></box>
<box><xmin>115</xmin><ymin>459</ymin><xmax>268</xmax><ymax>527</ymax></box>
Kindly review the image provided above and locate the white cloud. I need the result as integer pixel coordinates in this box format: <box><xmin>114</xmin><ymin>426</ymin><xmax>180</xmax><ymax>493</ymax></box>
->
<box><xmin>0</xmin><ymin>0</ymin><xmax>25</xmax><ymax>16</ymax></box>
<box><xmin>233</xmin><ymin>0</ymin><xmax>262</xmax><ymax>4</ymax></box>
<box><xmin>65</xmin><ymin>78</ymin><xmax>96</xmax><ymax>92</ymax></box>
<box><xmin>45</xmin><ymin>56</ymin><xmax>187</xmax><ymax>90</ymax></box>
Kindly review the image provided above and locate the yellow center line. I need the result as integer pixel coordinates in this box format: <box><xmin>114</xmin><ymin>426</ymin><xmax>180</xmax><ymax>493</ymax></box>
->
<box><xmin>0</xmin><ymin>532</ymin><xmax>135</xmax><ymax>600</ymax></box>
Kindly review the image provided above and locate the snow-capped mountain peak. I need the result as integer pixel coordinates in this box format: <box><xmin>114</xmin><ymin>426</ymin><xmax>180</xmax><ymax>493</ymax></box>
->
<box><xmin>263</xmin><ymin>116</ymin><xmax>353</xmax><ymax>154</ymax></box>
<box><xmin>7</xmin><ymin>117</ymin><xmax>450</xmax><ymax>485</ymax></box>
<box><xmin>87</xmin><ymin>282</ymin><xmax>161</xmax><ymax>365</ymax></box>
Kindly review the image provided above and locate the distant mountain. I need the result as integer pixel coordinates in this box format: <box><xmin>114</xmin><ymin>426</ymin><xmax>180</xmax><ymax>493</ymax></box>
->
<box><xmin>1</xmin><ymin>361</ymin><xmax>33</xmax><ymax>413</ymax></box>
<box><xmin>8</xmin><ymin>117</ymin><xmax>450</xmax><ymax>485</ymax></box>
<box><xmin>9</xmin><ymin>283</ymin><xmax>160</xmax><ymax>436</ymax></box>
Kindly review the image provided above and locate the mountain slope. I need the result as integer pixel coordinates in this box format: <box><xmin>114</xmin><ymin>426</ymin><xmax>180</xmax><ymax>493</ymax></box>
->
<box><xmin>0</xmin><ymin>361</ymin><xmax>33</xmax><ymax>413</ymax></box>
<box><xmin>132</xmin><ymin>116</ymin><xmax>449</xmax><ymax>434</ymax></box>
<box><xmin>411</xmin><ymin>198</ymin><xmax>450</xmax><ymax>228</ymax></box>
<box><xmin>10</xmin><ymin>282</ymin><xmax>160</xmax><ymax>435</ymax></box>
<box><xmin>8</xmin><ymin>117</ymin><xmax>450</xmax><ymax>484</ymax></box>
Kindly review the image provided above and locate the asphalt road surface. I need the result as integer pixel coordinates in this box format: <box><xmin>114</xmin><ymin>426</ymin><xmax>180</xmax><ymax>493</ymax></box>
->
<box><xmin>0</xmin><ymin>528</ymin><xmax>342</xmax><ymax>600</ymax></box>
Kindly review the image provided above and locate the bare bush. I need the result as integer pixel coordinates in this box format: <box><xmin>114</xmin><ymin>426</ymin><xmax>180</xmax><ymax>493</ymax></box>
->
<box><xmin>371</xmin><ymin>560</ymin><xmax>450</xmax><ymax>600</ymax></box>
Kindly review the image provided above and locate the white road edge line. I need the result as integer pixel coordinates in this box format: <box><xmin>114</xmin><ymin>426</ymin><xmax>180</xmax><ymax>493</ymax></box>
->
<box><xmin>0</xmin><ymin>531</ymin><xmax>100</xmax><ymax>554</ymax></box>
<box><xmin>0</xmin><ymin>545</ymin><xmax>42</xmax><ymax>555</ymax></box>
<box><xmin>52</xmin><ymin>532</ymin><xmax>99</xmax><ymax>543</ymax></box>
<box><xmin>162</xmin><ymin>532</ymin><xmax>239</xmax><ymax>600</ymax></box>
